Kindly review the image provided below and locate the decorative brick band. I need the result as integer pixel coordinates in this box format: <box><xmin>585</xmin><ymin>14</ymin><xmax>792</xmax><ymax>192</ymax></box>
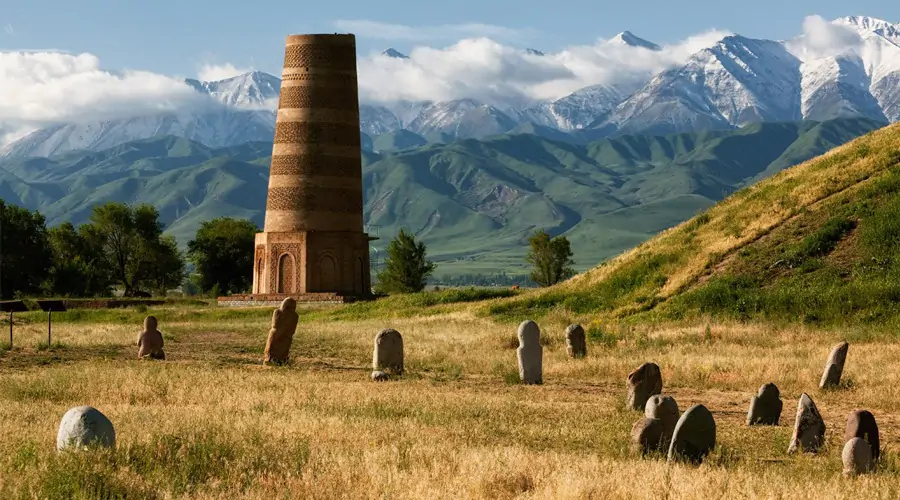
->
<box><xmin>283</xmin><ymin>44</ymin><xmax>356</xmax><ymax>72</ymax></box>
<box><xmin>273</xmin><ymin>121</ymin><xmax>360</xmax><ymax>147</ymax></box>
<box><xmin>277</xmin><ymin>86</ymin><xmax>355</xmax><ymax>111</ymax></box>
<box><xmin>280</xmin><ymin>73</ymin><xmax>358</xmax><ymax>85</ymax></box>
<box><xmin>266</xmin><ymin>186</ymin><xmax>363</xmax><ymax>213</ymax></box>
<box><xmin>270</xmin><ymin>154</ymin><xmax>362</xmax><ymax>178</ymax></box>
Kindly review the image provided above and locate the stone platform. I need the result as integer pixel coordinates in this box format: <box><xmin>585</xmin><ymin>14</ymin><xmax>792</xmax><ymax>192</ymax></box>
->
<box><xmin>216</xmin><ymin>293</ymin><xmax>367</xmax><ymax>308</ymax></box>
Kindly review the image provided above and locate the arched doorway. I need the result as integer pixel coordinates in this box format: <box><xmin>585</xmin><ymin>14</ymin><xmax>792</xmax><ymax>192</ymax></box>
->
<box><xmin>277</xmin><ymin>253</ymin><xmax>294</xmax><ymax>293</ymax></box>
<box><xmin>319</xmin><ymin>254</ymin><xmax>337</xmax><ymax>290</ymax></box>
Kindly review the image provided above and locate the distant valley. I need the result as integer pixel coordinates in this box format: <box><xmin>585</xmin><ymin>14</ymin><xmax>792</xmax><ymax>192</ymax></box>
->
<box><xmin>0</xmin><ymin>118</ymin><xmax>883</xmax><ymax>275</ymax></box>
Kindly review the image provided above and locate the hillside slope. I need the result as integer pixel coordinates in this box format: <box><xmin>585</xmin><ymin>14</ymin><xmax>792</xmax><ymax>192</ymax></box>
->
<box><xmin>0</xmin><ymin>119</ymin><xmax>885</xmax><ymax>276</ymax></box>
<box><xmin>489</xmin><ymin>122</ymin><xmax>900</xmax><ymax>326</ymax></box>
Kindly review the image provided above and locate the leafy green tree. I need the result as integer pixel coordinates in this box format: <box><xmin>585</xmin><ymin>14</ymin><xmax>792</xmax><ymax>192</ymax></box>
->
<box><xmin>187</xmin><ymin>217</ymin><xmax>258</xmax><ymax>295</ymax></box>
<box><xmin>526</xmin><ymin>229</ymin><xmax>575</xmax><ymax>287</ymax></box>
<box><xmin>0</xmin><ymin>200</ymin><xmax>52</xmax><ymax>299</ymax></box>
<box><xmin>46</xmin><ymin>222</ymin><xmax>113</xmax><ymax>297</ymax></box>
<box><xmin>375</xmin><ymin>228</ymin><xmax>436</xmax><ymax>294</ymax></box>
<box><xmin>87</xmin><ymin>202</ymin><xmax>185</xmax><ymax>296</ymax></box>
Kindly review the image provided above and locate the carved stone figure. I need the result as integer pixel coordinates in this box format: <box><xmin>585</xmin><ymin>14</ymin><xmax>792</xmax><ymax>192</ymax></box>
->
<box><xmin>137</xmin><ymin>316</ymin><xmax>165</xmax><ymax>360</ymax></box>
<box><xmin>264</xmin><ymin>297</ymin><xmax>299</xmax><ymax>365</ymax></box>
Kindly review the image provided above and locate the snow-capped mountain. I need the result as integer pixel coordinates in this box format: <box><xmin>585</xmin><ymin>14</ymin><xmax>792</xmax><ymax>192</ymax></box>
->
<box><xmin>4</xmin><ymin>17</ymin><xmax>900</xmax><ymax>158</ymax></box>
<box><xmin>184</xmin><ymin>70</ymin><xmax>280</xmax><ymax>108</ymax></box>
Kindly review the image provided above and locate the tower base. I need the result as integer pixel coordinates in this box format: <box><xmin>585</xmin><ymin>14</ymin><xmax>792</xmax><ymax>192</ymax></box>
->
<box><xmin>249</xmin><ymin>230</ymin><xmax>372</xmax><ymax>296</ymax></box>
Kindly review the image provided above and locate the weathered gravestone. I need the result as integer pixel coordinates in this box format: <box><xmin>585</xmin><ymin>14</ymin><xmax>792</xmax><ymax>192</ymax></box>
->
<box><xmin>788</xmin><ymin>393</ymin><xmax>826</xmax><ymax>454</ymax></box>
<box><xmin>843</xmin><ymin>437</ymin><xmax>874</xmax><ymax>476</ymax></box>
<box><xmin>626</xmin><ymin>362</ymin><xmax>662</xmax><ymax>411</ymax></box>
<box><xmin>819</xmin><ymin>341</ymin><xmax>849</xmax><ymax>389</ymax></box>
<box><xmin>373</xmin><ymin>328</ymin><xmax>404</xmax><ymax>375</ymax></box>
<box><xmin>137</xmin><ymin>315</ymin><xmax>165</xmax><ymax>360</ymax></box>
<box><xmin>646</xmin><ymin>395</ymin><xmax>680</xmax><ymax>450</ymax></box>
<box><xmin>57</xmin><ymin>406</ymin><xmax>116</xmax><ymax>451</ymax></box>
<box><xmin>747</xmin><ymin>383</ymin><xmax>782</xmax><ymax>426</ymax></box>
<box><xmin>565</xmin><ymin>324</ymin><xmax>586</xmax><ymax>358</ymax></box>
<box><xmin>517</xmin><ymin>320</ymin><xmax>543</xmax><ymax>384</ymax></box>
<box><xmin>845</xmin><ymin>409</ymin><xmax>880</xmax><ymax>462</ymax></box>
<box><xmin>264</xmin><ymin>297</ymin><xmax>299</xmax><ymax>365</ymax></box>
<box><xmin>631</xmin><ymin>417</ymin><xmax>664</xmax><ymax>456</ymax></box>
<box><xmin>667</xmin><ymin>404</ymin><xmax>716</xmax><ymax>464</ymax></box>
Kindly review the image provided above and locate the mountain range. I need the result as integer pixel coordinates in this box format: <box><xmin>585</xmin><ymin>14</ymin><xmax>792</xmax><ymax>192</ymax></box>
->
<box><xmin>0</xmin><ymin>118</ymin><xmax>883</xmax><ymax>275</ymax></box>
<box><xmin>1</xmin><ymin>16</ymin><xmax>899</xmax><ymax>159</ymax></box>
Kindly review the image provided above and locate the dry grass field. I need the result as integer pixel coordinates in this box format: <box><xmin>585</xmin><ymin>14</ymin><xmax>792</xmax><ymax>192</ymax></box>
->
<box><xmin>2</xmin><ymin>305</ymin><xmax>900</xmax><ymax>499</ymax></box>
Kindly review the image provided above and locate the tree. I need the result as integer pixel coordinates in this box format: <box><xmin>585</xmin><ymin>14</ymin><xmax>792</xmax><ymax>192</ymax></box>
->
<box><xmin>187</xmin><ymin>217</ymin><xmax>258</xmax><ymax>295</ymax></box>
<box><xmin>526</xmin><ymin>229</ymin><xmax>575</xmax><ymax>287</ymax></box>
<box><xmin>46</xmin><ymin>222</ymin><xmax>113</xmax><ymax>297</ymax></box>
<box><xmin>0</xmin><ymin>200</ymin><xmax>52</xmax><ymax>299</ymax></box>
<box><xmin>375</xmin><ymin>228</ymin><xmax>436</xmax><ymax>294</ymax></box>
<box><xmin>87</xmin><ymin>202</ymin><xmax>185</xmax><ymax>296</ymax></box>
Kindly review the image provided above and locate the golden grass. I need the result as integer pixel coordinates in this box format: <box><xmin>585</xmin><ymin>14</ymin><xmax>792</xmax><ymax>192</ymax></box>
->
<box><xmin>2</xmin><ymin>310</ymin><xmax>900</xmax><ymax>498</ymax></box>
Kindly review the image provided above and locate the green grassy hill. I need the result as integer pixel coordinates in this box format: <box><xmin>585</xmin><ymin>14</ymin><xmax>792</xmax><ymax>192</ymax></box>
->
<box><xmin>0</xmin><ymin>118</ymin><xmax>885</xmax><ymax>276</ymax></box>
<box><xmin>489</xmin><ymin>122</ymin><xmax>900</xmax><ymax>327</ymax></box>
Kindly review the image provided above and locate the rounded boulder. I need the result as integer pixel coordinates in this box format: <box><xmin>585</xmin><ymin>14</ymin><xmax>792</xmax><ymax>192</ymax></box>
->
<box><xmin>56</xmin><ymin>406</ymin><xmax>116</xmax><ymax>451</ymax></box>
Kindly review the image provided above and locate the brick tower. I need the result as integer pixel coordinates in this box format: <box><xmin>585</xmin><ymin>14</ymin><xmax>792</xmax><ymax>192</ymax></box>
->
<box><xmin>251</xmin><ymin>33</ymin><xmax>372</xmax><ymax>298</ymax></box>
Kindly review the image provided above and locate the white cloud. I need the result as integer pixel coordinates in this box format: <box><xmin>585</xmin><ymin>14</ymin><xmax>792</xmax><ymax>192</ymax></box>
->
<box><xmin>333</xmin><ymin>20</ymin><xmax>535</xmax><ymax>44</ymax></box>
<box><xmin>197</xmin><ymin>62</ymin><xmax>252</xmax><ymax>82</ymax></box>
<box><xmin>0</xmin><ymin>51</ymin><xmax>211</xmax><ymax>135</ymax></box>
<box><xmin>355</xmin><ymin>28</ymin><xmax>731</xmax><ymax>105</ymax></box>
<box><xmin>785</xmin><ymin>15</ymin><xmax>863</xmax><ymax>61</ymax></box>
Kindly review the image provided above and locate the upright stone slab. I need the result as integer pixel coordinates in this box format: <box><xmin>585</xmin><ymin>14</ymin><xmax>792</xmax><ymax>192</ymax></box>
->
<box><xmin>57</xmin><ymin>406</ymin><xmax>116</xmax><ymax>451</ymax></box>
<box><xmin>263</xmin><ymin>297</ymin><xmax>299</xmax><ymax>365</ymax></box>
<box><xmin>626</xmin><ymin>362</ymin><xmax>662</xmax><ymax>410</ymax></box>
<box><xmin>137</xmin><ymin>315</ymin><xmax>165</xmax><ymax>360</ymax></box>
<box><xmin>843</xmin><ymin>438</ymin><xmax>874</xmax><ymax>476</ymax></box>
<box><xmin>845</xmin><ymin>409</ymin><xmax>880</xmax><ymax>462</ymax></box>
<box><xmin>631</xmin><ymin>417</ymin><xmax>664</xmax><ymax>456</ymax></box>
<box><xmin>819</xmin><ymin>341</ymin><xmax>849</xmax><ymax>389</ymax></box>
<box><xmin>667</xmin><ymin>404</ymin><xmax>716</xmax><ymax>464</ymax></box>
<box><xmin>788</xmin><ymin>393</ymin><xmax>826</xmax><ymax>454</ymax></box>
<box><xmin>517</xmin><ymin>320</ymin><xmax>543</xmax><ymax>384</ymax></box>
<box><xmin>565</xmin><ymin>324</ymin><xmax>586</xmax><ymax>358</ymax></box>
<box><xmin>373</xmin><ymin>328</ymin><xmax>404</xmax><ymax>374</ymax></box>
<box><xmin>747</xmin><ymin>383</ymin><xmax>783</xmax><ymax>426</ymax></box>
<box><xmin>645</xmin><ymin>395</ymin><xmax>680</xmax><ymax>449</ymax></box>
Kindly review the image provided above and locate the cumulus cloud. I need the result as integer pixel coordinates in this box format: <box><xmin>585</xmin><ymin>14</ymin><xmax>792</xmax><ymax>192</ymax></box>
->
<box><xmin>0</xmin><ymin>51</ymin><xmax>211</xmax><ymax>142</ymax></box>
<box><xmin>197</xmin><ymin>62</ymin><xmax>252</xmax><ymax>82</ymax></box>
<box><xmin>785</xmin><ymin>15</ymin><xmax>863</xmax><ymax>61</ymax></box>
<box><xmin>333</xmin><ymin>20</ymin><xmax>535</xmax><ymax>44</ymax></box>
<box><xmin>356</xmin><ymin>28</ymin><xmax>731</xmax><ymax>105</ymax></box>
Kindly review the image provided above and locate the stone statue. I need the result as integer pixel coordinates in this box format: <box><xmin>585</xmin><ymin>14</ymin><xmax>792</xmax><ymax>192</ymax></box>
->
<box><xmin>137</xmin><ymin>316</ymin><xmax>165</xmax><ymax>360</ymax></box>
<box><xmin>264</xmin><ymin>297</ymin><xmax>299</xmax><ymax>365</ymax></box>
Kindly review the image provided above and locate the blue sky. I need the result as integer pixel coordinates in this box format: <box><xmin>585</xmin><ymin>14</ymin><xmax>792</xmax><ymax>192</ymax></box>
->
<box><xmin>2</xmin><ymin>0</ymin><xmax>898</xmax><ymax>78</ymax></box>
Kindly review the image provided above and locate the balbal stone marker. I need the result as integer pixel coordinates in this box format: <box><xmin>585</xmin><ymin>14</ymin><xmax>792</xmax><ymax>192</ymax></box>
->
<box><xmin>565</xmin><ymin>324</ymin><xmax>586</xmax><ymax>358</ymax></box>
<box><xmin>843</xmin><ymin>438</ymin><xmax>874</xmax><ymax>476</ymax></box>
<box><xmin>667</xmin><ymin>404</ymin><xmax>716</xmax><ymax>464</ymax></box>
<box><xmin>57</xmin><ymin>406</ymin><xmax>116</xmax><ymax>451</ymax></box>
<box><xmin>137</xmin><ymin>315</ymin><xmax>166</xmax><ymax>360</ymax></box>
<box><xmin>517</xmin><ymin>320</ymin><xmax>543</xmax><ymax>384</ymax></box>
<box><xmin>819</xmin><ymin>341</ymin><xmax>849</xmax><ymax>389</ymax></box>
<box><xmin>747</xmin><ymin>383</ymin><xmax>783</xmax><ymax>426</ymax></box>
<box><xmin>626</xmin><ymin>362</ymin><xmax>662</xmax><ymax>410</ymax></box>
<box><xmin>646</xmin><ymin>395</ymin><xmax>680</xmax><ymax>449</ymax></box>
<box><xmin>788</xmin><ymin>393</ymin><xmax>826</xmax><ymax>454</ymax></box>
<box><xmin>631</xmin><ymin>417</ymin><xmax>664</xmax><ymax>456</ymax></box>
<box><xmin>845</xmin><ymin>409</ymin><xmax>880</xmax><ymax>462</ymax></box>
<box><xmin>373</xmin><ymin>328</ymin><xmax>404</xmax><ymax>375</ymax></box>
<box><xmin>264</xmin><ymin>297</ymin><xmax>299</xmax><ymax>365</ymax></box>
